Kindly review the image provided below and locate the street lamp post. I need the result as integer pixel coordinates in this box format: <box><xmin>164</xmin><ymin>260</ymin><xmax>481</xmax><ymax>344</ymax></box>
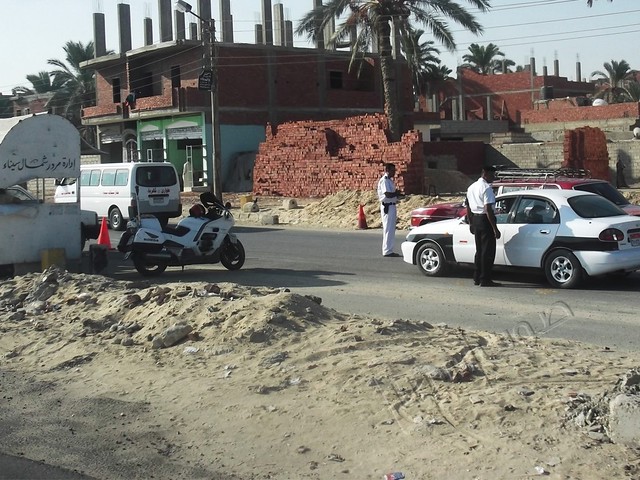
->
<box><xmin>175</xmin><ymin>0</ymin><xmax>222</xmax><ymax>200</ymax></box>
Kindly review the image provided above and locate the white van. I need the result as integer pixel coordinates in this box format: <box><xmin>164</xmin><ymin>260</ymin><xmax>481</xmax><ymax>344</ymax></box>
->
<box><xmin>55</xmin><ymin>162</ymin><xmax>182</xmax><ymax>230</ymax></box>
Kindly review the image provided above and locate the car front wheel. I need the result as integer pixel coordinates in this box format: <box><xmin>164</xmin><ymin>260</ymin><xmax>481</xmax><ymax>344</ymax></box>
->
<box><xmin>544</xmin><ymin>249</ymin><xmax>583</xmax><ymax>289</ymax></box>
<box><xmin>416</xmin><ymin>241</ymin><xmax>448</xmax><ymax>277</ymax></box>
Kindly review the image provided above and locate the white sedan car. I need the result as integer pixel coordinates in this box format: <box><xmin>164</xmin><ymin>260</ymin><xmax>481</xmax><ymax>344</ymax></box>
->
<box><xmin>401</xmin><ymin>189</ymin><xmax>640</xmax><ymax>288</ymax></box>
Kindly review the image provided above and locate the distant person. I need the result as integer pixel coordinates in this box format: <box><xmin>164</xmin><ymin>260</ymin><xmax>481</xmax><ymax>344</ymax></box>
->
<box><xmin>466</xmin><ymin>166</ymin><xmax>501</xmax><ymax>287</ymax></box>
<box><xmin>616</xmin><ymin>158</ymin><xmax>629</xmax><ymax>188</ymax></box>
<box><xmin>377</xmin><ymin>163</ymin><xmax>402</xmax><ymax>257</ymax></box>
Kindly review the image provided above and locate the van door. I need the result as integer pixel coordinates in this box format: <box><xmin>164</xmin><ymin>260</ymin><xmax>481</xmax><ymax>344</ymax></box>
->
<box><xmin>134</xmin><ymin>164</ymin><xmax>181</xmax><ymax>219</ymax></box>
<box><xmin>54</xmin><ymin>177</ymin><xmax>77</xmax><ymax>203</ymax></box>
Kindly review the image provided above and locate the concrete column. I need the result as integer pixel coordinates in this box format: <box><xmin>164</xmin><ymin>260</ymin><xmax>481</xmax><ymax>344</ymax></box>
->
<box><xmin>93</xmin><ymin>13</ymin><xmax>107</xmax><ymax>58</ymax></box>
<box><xmin>576</xmin><ymin>62</ymin><xmax>582</xmax><ymax>82</ymax></box>
<box><xmin>273</xmin><ymin>3</ymin><xmax>285</xmax><ymax>46</ymax></box>
<box><xmin>554</xmin><ymin>59</ymin><xmax>559</xmax><ymax>77</ymax></box>
<box><xmin>255</xmin><ymin>25</ymin><xmax>264</xmax><ymax>44</ymax></box>
<box><xmin>543</xmin><ymin>66</ymin><xmax>548</xmax><ymax>76</ymax></box>
<box><xmin>314</xmin><ymin>0</ymin><xmax>324</xmax><ymax>49</ymax></box>
<box><xmin>530</xmin><ymin>57</ymin><xmax>536</xmax><ymax>76</ymax></box>
<box><xmin>144</xmin><ymin>17</ymin><xmax>153</xmax><ymax>46</ymax></box>
<box><xmin>175</xmin><ymin>10</ymin><xmax>186</xmax><ymax>41</ymax></box>
<box><xmin>197</xmin><ymin>0</ymin><xmax>212</xmax><ymax>41</ymax></box>
<box><xmin>220</xmin><ymin>0</ymin><xmax>233</xmax><ymax>43</ymax></box>
<box><xmin>285</xmin><ymin>20</ymin><xmax>293</xmax><ymax>47</ymax></box>
<box><xmin>323</xmin><ymin>17</ymin><xmax>335</xmax><ymax>50</ymax></box>
<box><xmin>262</xmin><ymin>0</ymin><xmax>273</xmax><ymax>45</ymax></box>
<box><xmin>118</xmin><ymin>3</ymin><xmax>132</xmax><ymax>54</ymax></box>
<box><xmin>158</xmin><ymin>0</ymin><xmax>173</xmax><ymax>42</ymax></box>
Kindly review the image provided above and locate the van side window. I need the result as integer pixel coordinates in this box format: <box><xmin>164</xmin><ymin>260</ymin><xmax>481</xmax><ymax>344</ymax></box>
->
<box><xmin>102</xmin><ymin>170</ymin><xmax>116</xmax><ymax>186</ymax></box>
<box><xmin>115</xmin><ymin>169</ymin><xmax>128</xmax><ymax>186</ymax></box>
<box><xmin>89</xmin><ymin>170</ymin><xmax>101</xmax><ymax>186</ymax></box>
<box><xmin>79</xmin><ymin>170</ymin><xmax>90</xmax><ymax>186</ymax></box>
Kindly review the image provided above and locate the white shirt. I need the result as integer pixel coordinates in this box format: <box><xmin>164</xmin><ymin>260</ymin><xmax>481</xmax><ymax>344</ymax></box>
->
<box><xmin>377</xmin><ymin>174</ymin><xmax>396</xmax><ymax>204</ymax></box>
<box><xmin>466</xmin><ymin>177</ymin><xmax>495</xmax><ymax>214</ymax></box>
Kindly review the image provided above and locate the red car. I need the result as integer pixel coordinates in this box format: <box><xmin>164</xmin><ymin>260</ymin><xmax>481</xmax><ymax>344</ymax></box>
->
<box><xmin>410</xmin><ymin>168</ymin><xmax>640</xmax><ymax>228</ymax></box>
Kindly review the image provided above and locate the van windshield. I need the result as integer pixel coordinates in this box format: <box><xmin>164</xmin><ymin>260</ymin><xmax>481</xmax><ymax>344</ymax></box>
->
<box><xmin>136</xmin><ymin>166</ymin><xmax>177</xmax><ymax>187</ymax></box>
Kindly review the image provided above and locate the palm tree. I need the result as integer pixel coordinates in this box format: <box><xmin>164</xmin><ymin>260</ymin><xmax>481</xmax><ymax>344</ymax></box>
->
<box><xmin>47</xmin><ymin>41</ymin><xmax>96</xmax><ymax>127</ymax></box>
<box><xmin>296</xmin><ymin>0</ymin><xmax>491</xmax><ymax>141</ymax></box>
<box><xmin>591</xmin><ymin>60</ymin><xmax>636</xmax><ymax>103</ymax></box>
<box><xmin>624</xmin><ymin>81</ymin><xmax>640</xmax><ymax>102</ymax></box>
<box><xmin>13</xmin><ymin>71</ymin><xmax>64</xmax><ymax>96</ymax></box>
<box><xmin>400</xmin><ymin>28</ymin><xmax>441</xmax><ymax>99</ymax></box>
<box><xmin>462</xmin><ymin>43</ymin><xmax>507</xmax><ymax>75</ymax></box>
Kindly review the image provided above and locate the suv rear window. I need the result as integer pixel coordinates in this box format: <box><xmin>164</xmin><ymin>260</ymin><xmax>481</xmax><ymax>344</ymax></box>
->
<box><xmin>573</xmin><ymin>182</ymin><xmax>629</xmax><ymax>207</ymax></box>
<box><xmin>136</xmin><ymin>166</ymin><xmax>177</xmax><ymax>187</ymax></box>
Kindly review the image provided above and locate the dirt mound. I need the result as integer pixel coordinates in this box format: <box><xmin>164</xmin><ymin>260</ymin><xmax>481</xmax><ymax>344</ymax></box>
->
<box><xmin>2</xmin><ymin>266</ymin><xmax>639</xmax><ymax>479</ymax></box>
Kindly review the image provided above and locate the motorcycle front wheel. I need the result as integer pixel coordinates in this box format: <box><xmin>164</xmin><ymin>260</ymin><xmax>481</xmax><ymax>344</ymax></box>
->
<box><xmin>132</xmin><ymin>254</ymin><xmax>168</xmax><ymax>276</ymax></box>
<box><xmin>220</xmin><ymin>239</ymin><xmax>245</xmax><ymax>271</ymax></box>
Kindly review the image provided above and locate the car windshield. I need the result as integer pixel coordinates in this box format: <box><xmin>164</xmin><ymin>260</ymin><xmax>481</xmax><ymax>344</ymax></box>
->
<box><xmin>568</xmin><ymin>194</ymin><xmax>627</xmax><ymax>218</ymax></box>
<box><xmin>573</xmin><ymin>182</ymin><xmax>629</xmax><ymax>206</ymax></box>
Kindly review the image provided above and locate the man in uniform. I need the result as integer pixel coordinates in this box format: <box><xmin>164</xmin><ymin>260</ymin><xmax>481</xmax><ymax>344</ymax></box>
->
<box><xmin>377</xmin><ymin>163</ymin><xmax>402</xmax><ymax>257</ymax></box>
<box><xmin>466</xmin><ymin>165</ymin><xmax>501</xmax><ymax>286</ymax></box>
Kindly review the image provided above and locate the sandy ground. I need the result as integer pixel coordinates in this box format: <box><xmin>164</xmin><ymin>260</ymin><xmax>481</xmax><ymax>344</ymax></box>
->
<box><xmin>2</xmin><ymin>189</ymin><xmax>640</xmax><ymax>479</ymax></box>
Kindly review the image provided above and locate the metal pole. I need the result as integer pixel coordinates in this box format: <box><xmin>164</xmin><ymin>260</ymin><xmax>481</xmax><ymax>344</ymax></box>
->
<box><xmin>210</xmin><ymin>19</ymin><xmax>222</xmax><ymax>201</ymax></box>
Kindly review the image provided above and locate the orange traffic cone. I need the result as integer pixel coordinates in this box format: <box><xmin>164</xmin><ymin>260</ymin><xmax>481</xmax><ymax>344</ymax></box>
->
<box><xmin>97</xmin><ymin>217</ymin><xmax>112</xmax><ymax>249</ymax></box>
<box><xmin>357</xmin><ymin>204</ymin><xmax>368</xmax><ymax>229</ymax></box>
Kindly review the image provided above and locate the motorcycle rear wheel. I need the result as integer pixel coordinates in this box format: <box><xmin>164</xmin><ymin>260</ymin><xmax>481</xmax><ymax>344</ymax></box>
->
<box><xmin>220</xmin><ymin>239</ymin><xmax>245</xmax><ymax>271</ymax></box>
<box><xmin>132</xmin><ymin>254</ymin><xmax>168</xmax><ymax>276</ymax></box>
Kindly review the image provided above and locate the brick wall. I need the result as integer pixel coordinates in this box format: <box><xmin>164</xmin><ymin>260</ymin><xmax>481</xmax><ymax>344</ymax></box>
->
<box><xmin>253</xmin><ymin>114</ymin><xmax>424</xmax><ymax>197</ymax></box>
<box><xmin>564</xmin><ymin>127</ymin><xmax>610</xmax><ymax>181</ymax></box>
<box><xmin>522</xmin><ymin>102</ymin><xmax>640</xmax><ymax>124</ymax></box>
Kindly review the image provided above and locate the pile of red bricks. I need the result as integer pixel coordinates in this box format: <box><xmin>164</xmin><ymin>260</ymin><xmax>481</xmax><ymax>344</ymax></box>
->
<box><xmin>253</xmin><ymin>114</ymin><xmax>424</xmax><ymax>197</ymax></box>
<box><xmin>563</xmin><ymin>126</ymin><xmax>610</xmax><ymax>181</ymax></box>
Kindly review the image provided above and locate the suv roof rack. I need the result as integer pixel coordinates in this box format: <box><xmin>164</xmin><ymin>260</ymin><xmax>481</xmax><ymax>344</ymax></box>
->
<box><xmin>494</xmin><ymin>167</ymin><xmax>591</xmax><ymax>180</ymax></box>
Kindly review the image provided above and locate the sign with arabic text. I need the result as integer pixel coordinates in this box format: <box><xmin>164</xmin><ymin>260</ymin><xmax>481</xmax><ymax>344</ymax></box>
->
<box><xmin>198</xmin><ymin>69</ymin><xmax>214</xmax><ymax>91</ymax></box>
<box><xmin>0</xmin><ymin>115</ymin><xmax>80</xmax><ymax>187</ymax></box>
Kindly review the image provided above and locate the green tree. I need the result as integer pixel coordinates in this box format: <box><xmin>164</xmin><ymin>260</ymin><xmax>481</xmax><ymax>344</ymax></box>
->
<box><xmin>47</xmin><ymin>41</ymin><xmax>96</xmax><ymax>127</ymax></box>
<box><xmin>13</xmin><ymin>71</ymin><xmax>65</xmax><ymax>96</ymax></box>
<box><xmin>296</xmin><ymin>0</ymin><xmax>491</xmax><ymax>141</ymax></box>
<box><xmin>462</xmin><ymin>43</ymin><xmax>508</xmax><ymax>75</ymax></box>
<box><xmin>400</xmin><ymin>28</ymin><xmax>441</xmax><ymax>98</ymax></box>
<box><xmin>591</xmin><ymin>60</ymin><xmax>636</xmax><ymax>103</ymax></box>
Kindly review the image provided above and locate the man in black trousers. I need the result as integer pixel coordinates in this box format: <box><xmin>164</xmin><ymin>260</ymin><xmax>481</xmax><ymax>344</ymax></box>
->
<box><xmin>466</xmin><ymin>165</ymin><xmax>501</xmax><ymax>287</ymax></box>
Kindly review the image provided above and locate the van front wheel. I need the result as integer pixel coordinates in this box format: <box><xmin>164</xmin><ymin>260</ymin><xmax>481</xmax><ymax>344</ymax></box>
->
<box><xmin>109</xmin><ymin>207</ymin><xmax>125</xmax><ymax>231</ymax></box>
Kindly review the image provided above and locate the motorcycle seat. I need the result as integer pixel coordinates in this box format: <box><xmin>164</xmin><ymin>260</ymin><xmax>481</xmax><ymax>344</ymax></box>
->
<box><xmin>161</xmin><ymin>224</ymin><xmax>191</xmax><ymax>237</ymax></box>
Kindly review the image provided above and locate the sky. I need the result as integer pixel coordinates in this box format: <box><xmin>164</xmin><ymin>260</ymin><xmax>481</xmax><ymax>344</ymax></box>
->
<box><xmin>0</xmin><ymin>0</ymin><xmax>637</xmax><ymax>96</ymax></box>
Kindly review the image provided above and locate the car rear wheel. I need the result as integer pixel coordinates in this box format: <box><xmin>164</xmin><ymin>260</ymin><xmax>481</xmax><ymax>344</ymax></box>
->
<box><xmin>416</xmin><ymin>241</ymin><xmax>448</xmax><ymax>277</ymax></box>
<box><xmin>544</xmin><ymin>249</ymin><xmax>583</xmax><ymax>289</ymax></box>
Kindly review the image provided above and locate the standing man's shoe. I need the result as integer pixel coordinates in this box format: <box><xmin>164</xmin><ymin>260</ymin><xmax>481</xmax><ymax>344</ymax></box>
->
<box><xmin>383</xmin><ymin>252</ymin><xmax>401</xmax><ymax>257</ymax></box>
<box><xmin>480</xmin><ymin>280</ymin><xmax>502</xmax><ymax>287</ymax></box>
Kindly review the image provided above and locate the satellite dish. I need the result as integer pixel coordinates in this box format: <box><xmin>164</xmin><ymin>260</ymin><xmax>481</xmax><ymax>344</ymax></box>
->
<box><xmin>633</xmin><ymin>127</ymin><xmax>640</xmax><ymax>139</ymax></box>
<box><xmin>592</xmin><ymin>98</ymin><xmax>608</xmax><ymax>106</ymax></box>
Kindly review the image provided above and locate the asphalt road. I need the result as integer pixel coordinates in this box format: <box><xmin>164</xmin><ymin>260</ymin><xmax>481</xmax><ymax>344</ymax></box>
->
<box><xmin>103</xmin><ymin>224</ymin><xmax>640</xmax><ymax>351</ymax></box>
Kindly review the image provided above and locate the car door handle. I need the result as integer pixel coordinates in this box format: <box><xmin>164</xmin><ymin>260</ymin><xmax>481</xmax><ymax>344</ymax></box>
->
<box><xmin>539</xmin><ymin>229</ymin><xmax>550</xmax><ymax>234</ymax></box>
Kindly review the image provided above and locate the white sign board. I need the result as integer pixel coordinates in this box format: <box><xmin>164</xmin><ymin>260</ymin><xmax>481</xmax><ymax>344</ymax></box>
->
<box><xmin>0</xmin><ymin>114</ymin><xmax>80</xmax><ymax>187</ymax></box>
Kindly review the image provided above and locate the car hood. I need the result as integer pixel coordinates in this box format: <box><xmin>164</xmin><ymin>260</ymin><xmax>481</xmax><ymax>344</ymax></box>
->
<box><xmin>406</xmin><ymin>217</ymin><xmax>465</xmax><ymax>240</ymax></box>
<box><xmin>411</xmin><ymin>201</ymin><xmax>464</xmax><ymax>215</ymax></box>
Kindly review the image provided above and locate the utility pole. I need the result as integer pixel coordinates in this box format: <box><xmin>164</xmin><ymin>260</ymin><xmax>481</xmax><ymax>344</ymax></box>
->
<box><xmin>175</xmin><ymin>0</ymin><xmax>222</xmax><ymax>201</ymax></box>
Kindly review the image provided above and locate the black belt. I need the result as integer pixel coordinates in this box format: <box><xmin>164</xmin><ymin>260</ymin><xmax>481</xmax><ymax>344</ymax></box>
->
<box><xmin>382</xmin><ymin>202</ymin><xmax>396</xmax><ymax>206</ymax></box>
